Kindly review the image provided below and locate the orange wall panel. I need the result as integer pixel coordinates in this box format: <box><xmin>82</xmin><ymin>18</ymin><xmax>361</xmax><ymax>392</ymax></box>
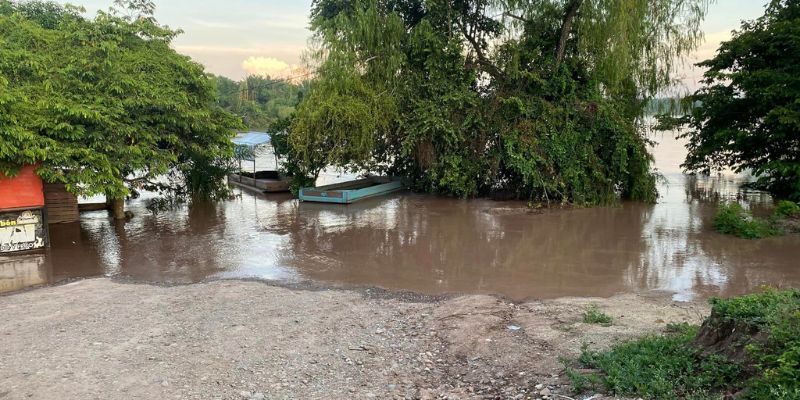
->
<box><xmin>0</xmin><ymin>165</ymin><xmax>45</xmax><ymax>209</ymax></box>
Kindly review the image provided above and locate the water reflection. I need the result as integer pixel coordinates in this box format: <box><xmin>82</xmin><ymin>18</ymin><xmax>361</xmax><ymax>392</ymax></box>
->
<box><xmin>2</xmin><ymin>164</ymin><xmax>799</xmax><ymax>300</ymax></box>
<box><xmin>277</xmin><ymin>196</ymin><xmax>652</xmax><ymax>299</ymax></box>
<box><xmin>628</xmin><ymin>173</ymin><xmax>784</xmax><ymax>301</ymax></box>
<box><xmin>0</xmin><ymin>253</ymin><xmax>49</xmax><ymax>293</ymax></box>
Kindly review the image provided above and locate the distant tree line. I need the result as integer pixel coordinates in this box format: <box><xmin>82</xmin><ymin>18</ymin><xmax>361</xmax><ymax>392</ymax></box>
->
<box><xmin>645</xmin><ymin>98</ymin><xmax>685</xmax><ymax>116</ymax></box>
<box><xmin>210</xmin><ymin>75</ymin><xmax>309</xmax><ymax>132</ymax></box>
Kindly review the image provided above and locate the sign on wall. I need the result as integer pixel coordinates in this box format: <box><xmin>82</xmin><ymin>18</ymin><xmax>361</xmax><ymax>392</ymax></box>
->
<box><xmin>0</xmin><ymin>209</ymin><xmax>47</xmax><ymax>253</ymax></box>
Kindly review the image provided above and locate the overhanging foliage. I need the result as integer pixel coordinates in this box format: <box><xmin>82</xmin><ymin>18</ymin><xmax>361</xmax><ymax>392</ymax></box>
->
<box><xmin>289</xmin><ymin>0</ymin><xmax>709</xmax><ymax>204</ymax></box>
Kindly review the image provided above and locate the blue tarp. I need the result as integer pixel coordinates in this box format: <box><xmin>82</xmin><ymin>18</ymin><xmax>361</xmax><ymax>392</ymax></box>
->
<box><xmin>232</xmin><ymin>132</ymin><xmax>271</xmax><ymax>147</ymax></box>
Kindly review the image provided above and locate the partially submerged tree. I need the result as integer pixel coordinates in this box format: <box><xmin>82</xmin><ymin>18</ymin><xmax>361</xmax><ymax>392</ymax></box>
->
<box><xmin>290</xmin><ymin>0</ymin><xmax>709</xmax><ymax>204</ymax></box>
<box><xmin>660</xmin><ymin>0</ymin><xmax>800</xmax><ymax>201</ymax></box>
<box><xmin>0</xmin><ymin>0</ymin><xmax>240</xmax><ymax>218</ymax></box>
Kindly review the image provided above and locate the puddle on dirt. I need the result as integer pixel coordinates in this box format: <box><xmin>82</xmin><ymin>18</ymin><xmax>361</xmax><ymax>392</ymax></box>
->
<box><xmin>2</xmin><ymin>134</ymin><xmax>799</xmax><ymax>300</ymax></box>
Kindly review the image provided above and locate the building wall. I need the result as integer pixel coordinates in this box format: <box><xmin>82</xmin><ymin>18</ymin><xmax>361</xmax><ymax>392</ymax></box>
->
<box><xmin>0</xmin><ymin>165</ymin><xmax>45</xmax><ymax>209</ymax></box>
<box><xmin>43</xmin><ymin>184</ymin><xmax>79</xmax><ymax>224</ymax></box>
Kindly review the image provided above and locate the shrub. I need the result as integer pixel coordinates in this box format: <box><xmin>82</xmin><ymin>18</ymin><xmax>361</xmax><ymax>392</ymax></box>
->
<box><xmin>713</xmin><ymin>203</ymin><xmax>777</xmax><ymax>239</ymax></box>
<box><xmin>710</xmin><ymin>289</ymin><xmax>800</xmax><ymax>399</ymax></box>
<box><xmin>574</xmin><ymin>324</ymin><xmax>740</xmax><ymax>399</ymax></box>
<box><xmin>774</xmin><ymin>200</ymin><xmax>800</xmax><ymax>218</ymax></box>
<box><xmin>583</xmin><ymin>304</ymin><xmax>613</xmax><ymax>326</ymax></box>
<box><xmin>570</xmin><ymin>289</ymin><xmax>800</xmax><ymax>399</ymax></box>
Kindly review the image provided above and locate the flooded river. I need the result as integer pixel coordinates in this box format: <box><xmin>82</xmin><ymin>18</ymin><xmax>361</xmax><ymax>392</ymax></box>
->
<box><xmin>2</xmin><ymin>133</ymin><xmax>799</xmax><ymax>300</ymax></box>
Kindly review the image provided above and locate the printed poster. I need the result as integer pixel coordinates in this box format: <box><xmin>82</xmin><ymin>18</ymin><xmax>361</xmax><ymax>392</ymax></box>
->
<box><xmin>0</xmin><ymin>209</ymin><xmax>47</xmax><ymax>253</ymax></box>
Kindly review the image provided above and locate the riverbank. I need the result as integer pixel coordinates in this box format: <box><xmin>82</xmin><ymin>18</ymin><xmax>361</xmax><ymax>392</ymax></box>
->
<box><xmin>0</xmin><ymin>279</ymin><xmax>707</xmax><ymax>399</ymax></box>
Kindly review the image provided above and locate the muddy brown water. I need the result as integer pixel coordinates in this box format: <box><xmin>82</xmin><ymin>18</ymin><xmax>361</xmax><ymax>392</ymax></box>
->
<box><xmin>2</xmin><ymin>134</ymin><xmax>799</xmax><ymax>300</ymax></box>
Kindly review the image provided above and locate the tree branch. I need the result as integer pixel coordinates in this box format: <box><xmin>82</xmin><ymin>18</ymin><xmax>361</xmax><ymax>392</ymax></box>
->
<box><xmin>123</xmin><ymin>175</ymin><xmax>152</xmax><ymax>183</ymax></box>
<box><xmin>555</xmin><ymin>0</ymin><xmax>583</xmax><ymax>68</ymax></box>
<box><xmin>503</xmin><ymin>12</ymin><xmax>529</xmax><ymax>24</ymax></box>
<box><xmin>457</xmin><ymin>21</ymin><xmax>503</xmax><ymax>82</ymax></box>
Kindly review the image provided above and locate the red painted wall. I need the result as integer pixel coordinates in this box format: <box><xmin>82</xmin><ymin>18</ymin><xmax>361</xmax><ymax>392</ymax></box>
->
<box><xmin>0</xmin><ymin>165</ymin><xmax>45</xmax><ymax>209</ymax></box>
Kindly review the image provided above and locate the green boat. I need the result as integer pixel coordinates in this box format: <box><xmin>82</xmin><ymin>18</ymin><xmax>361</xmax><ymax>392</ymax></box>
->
<box><xmin>299</xmin><ymin>176</ymin><xmax>403</xmax><ymax>204</ymax></box>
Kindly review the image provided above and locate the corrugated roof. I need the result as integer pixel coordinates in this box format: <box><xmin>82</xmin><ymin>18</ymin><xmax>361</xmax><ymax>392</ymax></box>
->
<box><xmin>232</xmin><ymin>132</ymin><xmax>271</xmax><ymax>146</ymax></box>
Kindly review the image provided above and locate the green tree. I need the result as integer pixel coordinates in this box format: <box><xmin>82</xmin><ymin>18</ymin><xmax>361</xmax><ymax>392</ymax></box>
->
<box><xmin>290</xmin><ymin>0</ymin><xmax>708</xmax><ymax>203</ymax></box>
<box><xmin>660</xmin><ymin>0</ymin><xmax>800</xmax><ymax>201</ymax></box>
<box><xmin>0</xmin><ymin>0</ymin><xmax>241</xmax><ymax>218</ymax></box>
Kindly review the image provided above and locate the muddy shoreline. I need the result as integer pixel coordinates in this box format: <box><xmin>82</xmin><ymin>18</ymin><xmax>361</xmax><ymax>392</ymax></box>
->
<box><xmin>1</xmin><ymin>274</ymin><xmax>451</xmax><ymax>304</ymax></box>
<box><xmin>0</xmin><ymin>278</ymin><xmax>708</xmax><ymax>399</ymax></box>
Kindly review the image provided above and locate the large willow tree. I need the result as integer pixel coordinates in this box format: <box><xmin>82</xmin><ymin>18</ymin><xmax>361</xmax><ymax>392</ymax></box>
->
<box><xmin>290</xmin><ymin>0</ymin><xmax>708</xmax><ymax>203</ymax></box>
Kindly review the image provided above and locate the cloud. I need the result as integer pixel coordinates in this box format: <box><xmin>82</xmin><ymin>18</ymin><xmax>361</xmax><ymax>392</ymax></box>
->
<box><xmin>241</xmin><ymin>56</ymin><xmax>306</xmax><ymax>80</ymax></box>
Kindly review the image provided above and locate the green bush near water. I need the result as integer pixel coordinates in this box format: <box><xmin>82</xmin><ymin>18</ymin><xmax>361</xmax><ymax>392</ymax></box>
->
<box><xmin>569</xmin><ymin>289</ymin><xmax>800</xmax><ymax>399</ymax></box>
<box><xmin>713</xmin><ymin>203</ymin><xmax>778</xmax><ymax>239</ymax></box>
<box><xmin>713</xmin><ymin>200</ymin><xmax>800</xmax><ymax>239</ymax></box>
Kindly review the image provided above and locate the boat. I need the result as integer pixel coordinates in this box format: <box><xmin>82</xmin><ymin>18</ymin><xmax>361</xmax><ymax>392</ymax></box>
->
<box><xmin>228</xmin><ymin>131</ymin><xmax>290</xmax><ymax>193</ymax></box>
<box><xmin>298</xmin><ymin>176</ymin><xmax>403</xmax><ymax>204</ymax></box>
<box><xmin>227</xmin><ymin>170</ymin><xmax>290</xmax><ymax>193</ymax></box>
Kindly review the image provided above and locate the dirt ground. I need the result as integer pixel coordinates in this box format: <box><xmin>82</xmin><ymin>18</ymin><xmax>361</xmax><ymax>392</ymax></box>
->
<box><xmin>0</xmin><ymin>279</ymin><xmax>709</xmax><ymax>400</ymax></box>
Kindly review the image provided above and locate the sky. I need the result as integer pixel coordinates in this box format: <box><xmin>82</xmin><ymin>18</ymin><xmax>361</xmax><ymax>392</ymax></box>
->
<box><xmin>66</xmin><ymin>0</ymin><xmax>314</xmax><ymax>79</ymax></box>
<box><xmin>61</xmin><ymin>0</ymin><xmax>769</xmax><ymax>89</ymax></box>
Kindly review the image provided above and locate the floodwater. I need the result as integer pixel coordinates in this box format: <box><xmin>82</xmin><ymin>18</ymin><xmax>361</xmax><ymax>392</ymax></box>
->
<box><xmin>1</xmin><ymin>133</ymin><xmax>799</xmax><ymax>300</ymax></box>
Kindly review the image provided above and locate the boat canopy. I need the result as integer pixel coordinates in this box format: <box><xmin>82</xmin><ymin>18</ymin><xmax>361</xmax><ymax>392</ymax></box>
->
<box><xmin>232</xmin><ymin>132</ymin><xmax>271</xmax><ymax>147</ymax></box>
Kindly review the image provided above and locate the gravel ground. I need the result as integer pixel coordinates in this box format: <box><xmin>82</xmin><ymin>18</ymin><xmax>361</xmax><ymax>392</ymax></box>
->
<box><xmin>0</xmin><ymin>279</ymin><xmax>708</xmax><ymax>399</ymax></box>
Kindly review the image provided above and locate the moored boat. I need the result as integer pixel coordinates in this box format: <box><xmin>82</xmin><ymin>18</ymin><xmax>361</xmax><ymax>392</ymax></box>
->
<box><xmin>299</xmin><ymin>176</ymin><xmax>403</xmax><ymax>204</ymax></box>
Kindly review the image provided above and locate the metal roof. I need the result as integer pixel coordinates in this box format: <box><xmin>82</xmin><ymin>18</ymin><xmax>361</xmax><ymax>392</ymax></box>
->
<box><xmin>232</xmin><ymin>132</ymin><xmax>271</xmax><ymax>147</ymax></box>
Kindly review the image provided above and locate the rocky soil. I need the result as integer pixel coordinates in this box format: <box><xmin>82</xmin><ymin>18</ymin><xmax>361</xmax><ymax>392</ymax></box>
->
<box><xmin>0</xmin><ymin>279</ymin><xmax>708</xmax><ymax>399</ymax></box>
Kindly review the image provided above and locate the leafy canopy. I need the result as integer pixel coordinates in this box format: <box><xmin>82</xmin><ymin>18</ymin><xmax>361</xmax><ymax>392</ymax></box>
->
<box><xmin>290</xmin><ymin>0</ymin><xmax>709</xmax><ymax>203</ymax></box>
<box><xmin>0</xmin><ymin>0</ymin><xmax>241</xmax><ymax>200</ymax></box>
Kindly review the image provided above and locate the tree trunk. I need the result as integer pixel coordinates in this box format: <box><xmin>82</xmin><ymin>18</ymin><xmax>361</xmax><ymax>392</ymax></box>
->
<box><xmin>555</xmin><ymin>0</ymin><xmax>583</xmax><ymax>68</ymax></box>
<box><xmin>111</xmin><ymin>197</ymin><xmax>126</xmax><ymax>220</ymax></box>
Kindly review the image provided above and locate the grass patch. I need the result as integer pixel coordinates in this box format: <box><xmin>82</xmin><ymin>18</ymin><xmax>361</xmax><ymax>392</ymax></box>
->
<box><xmin>563</xmin><ymin>351</ymin><xmax>603</xmax><ymax>393</ymax></box>
<box><xmin>569</xmin><ymin>289</ymin><xmax>800</xmax><ymax>399</ymax></box>
<box><xmin>583</xmin><ymin>304</ymin><xmax>613</xmax><ymax>326</ymax></box>
<box><xmin>573</xmin><ymin>324</ymin><xmax>739</xmax><ymax>399</ymax></box>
